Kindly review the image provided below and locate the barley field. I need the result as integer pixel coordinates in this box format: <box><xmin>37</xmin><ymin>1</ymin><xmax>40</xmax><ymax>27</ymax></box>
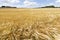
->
<box><xmin>0</xmin><ymin>8</ymin><xmax>60</xmax><ymax>40</ymax></box>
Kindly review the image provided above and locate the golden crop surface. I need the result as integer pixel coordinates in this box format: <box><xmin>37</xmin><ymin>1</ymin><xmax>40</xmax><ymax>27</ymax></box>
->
<box><xmin>0</xmin><ymin>8</ymin><xmax>60</xmax><ymax>40</ymax></box>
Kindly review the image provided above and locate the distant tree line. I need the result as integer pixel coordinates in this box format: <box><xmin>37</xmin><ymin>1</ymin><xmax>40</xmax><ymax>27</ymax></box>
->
<box><xmin>41</xmin><ymin>5</ymin><xmax>55</xmax><ymax>8</ymax></box>
<box><xmin>37</xmin><ymin>5</ymin><xmax>60</xmax><ymax>8</ymax></box>
<box><xmin>0</xmin><ymin>6</ymin><xmax>16</xmax><ymax>8</ymax></box>
<box><xmin>0</xmin><ymin>5</ymin><xmax>60</xmax><ymax>8</ymax></box>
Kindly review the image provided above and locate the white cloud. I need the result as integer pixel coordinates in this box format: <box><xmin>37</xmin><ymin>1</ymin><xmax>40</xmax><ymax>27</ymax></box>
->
<box><xmin>1</xmin><ymin>0</ymin><xmax>20</xmax><ymax>3</ymax></box>
<box><xmin>23</xmin><ymin>0</ymin><xmax>38</xmax><ymax>8</ymax></box>
<box><xmin>0</xmin><ymin>0</ymin><xmax>20</xmax><ymax>6</ymax></box>
<box><xmin>56</xmin><ymin>0</ymin><xmax>60</xmax><ymax>2</ymax></box>
<box><xmin>24</xmin><ymin>1</ymin><xmax>37</xmax><ymax>6</ymax></box>
<box><xmin>0</xmin><ymin>0</ymin><xmax>39</xmax><ymax>8</ymax></box>
<box><xmin>46</xmin><ymin>3</ymin><xmax>54</xmax><ymax>6</ymax></box>
<box><xmin>8</xmin><ymin>0</ymin><xmax>20</xmax><ymax>3</ymax></box>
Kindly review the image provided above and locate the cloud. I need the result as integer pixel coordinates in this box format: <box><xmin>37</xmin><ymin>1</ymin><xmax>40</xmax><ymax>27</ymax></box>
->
<box><xmin>0</xmin><ymin>0</ymin><xmax>20</xmax><ymax>6</ymax></box>
<box><xmin>24</xmin><ymin>0</ymin><xmax>37</xmax><ymax>6</ymax></box>
<box><xmin>0</xmin><ymin>0</ymin><xmax>39</xmax><ymax>8</ymax></box>
<box><xmin>56</xmin><ymin>0</ymin><xmax>60</xmax><ymax>2</ymax></box>
<box><xmin>0</xmin><ymin>0</ymin><xmax>20</xmax><ymax>3</ymax></box>
<box><xmin>23</xmin><ymin>0</ymin><xmax>38</xmax><ymax>8</ymax></box>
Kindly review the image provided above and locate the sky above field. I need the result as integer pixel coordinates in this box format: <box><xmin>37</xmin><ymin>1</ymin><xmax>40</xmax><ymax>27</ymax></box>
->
<box><xmin>0</xmin><ymin>0</ymin><xmax>60</xmax><ymax>8</ymax></box>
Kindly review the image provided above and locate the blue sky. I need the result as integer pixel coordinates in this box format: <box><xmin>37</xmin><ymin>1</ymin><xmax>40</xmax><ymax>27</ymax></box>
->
<box><xmin>0</xmin><ymin>0</ymin><xmax>60</xmax><ymax>8</ymax></box>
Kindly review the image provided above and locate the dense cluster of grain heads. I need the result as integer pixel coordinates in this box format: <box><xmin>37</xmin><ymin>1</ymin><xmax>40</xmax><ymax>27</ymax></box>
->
<box><xmin>0</xmin><ymin>8</ymin><xmax>60</xmax><ymax>40</ymax></box>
